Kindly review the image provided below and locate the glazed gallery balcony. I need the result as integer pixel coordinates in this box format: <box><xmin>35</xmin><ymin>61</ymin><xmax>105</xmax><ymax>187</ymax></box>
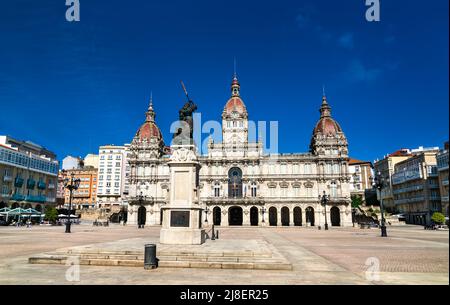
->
<box><xmin>10</xmin><ymin>194</ymin><xmax>47</xmax><ymax>203</ymax></box>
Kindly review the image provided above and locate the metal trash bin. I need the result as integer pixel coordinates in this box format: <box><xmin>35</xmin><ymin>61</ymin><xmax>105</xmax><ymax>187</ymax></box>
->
<box><xmin>144</xmin><ymin>244</ymin><xmax>157</xmax><ymax>269</ymax></box>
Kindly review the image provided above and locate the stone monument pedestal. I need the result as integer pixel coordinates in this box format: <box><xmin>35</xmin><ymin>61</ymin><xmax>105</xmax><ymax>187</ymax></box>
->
<box><xmin>159</xmin><ymin>145</ymin><xmax>206</xmax><ymax>245</ymax></box>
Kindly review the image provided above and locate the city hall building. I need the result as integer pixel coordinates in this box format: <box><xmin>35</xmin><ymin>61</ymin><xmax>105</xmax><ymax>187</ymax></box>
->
<box><xmin>126</xmin><ymin>76</ymin><xmax>352</xmax><ymax>227</ymax></box>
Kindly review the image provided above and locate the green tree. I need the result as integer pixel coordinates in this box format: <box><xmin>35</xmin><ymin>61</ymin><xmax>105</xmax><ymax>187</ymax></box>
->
<box><xmin>351</xmin><ymin>195</ymin><xmax>363</xmax><ymax>208</ymax></box>
<box><xmin>431</xmin><ymin>212</ymin><xmax>445</xmax><ymax>225</ymax></box>
<box><xmin>45</xmin><ymin>207</ymin><xmax>58</xmax><ymax>224</ymax></box>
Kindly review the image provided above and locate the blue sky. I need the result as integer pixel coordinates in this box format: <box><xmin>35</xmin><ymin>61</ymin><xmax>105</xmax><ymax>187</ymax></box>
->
<box><xmin>0</xmin><ymin>0</ymin><xmax>448</xmax><ymax>164</ymax></box>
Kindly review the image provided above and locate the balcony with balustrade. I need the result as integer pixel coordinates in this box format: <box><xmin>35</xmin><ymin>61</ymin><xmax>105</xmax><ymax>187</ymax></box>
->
<box><xmin>393</xmin><ymin>185</ymin><xmax>424</xmax><ymax>195</ymax></box>
<box><xmin>3</xmin><ymin>175</ymin><xmax>13</xmax><ymax>182</ymax></box>
<box><xmin>394</xmin><ymin>196</ymin><xmax>425</xmax><ymax>205</ymax></box>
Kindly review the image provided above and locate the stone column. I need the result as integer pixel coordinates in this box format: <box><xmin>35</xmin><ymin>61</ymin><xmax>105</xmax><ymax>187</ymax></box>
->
<box><xmin>243</xmin><ymin>208</ymin><xmax>250</xmax><ymax>226</ymax></box>
<box><xmin>342</xmin><ymin>206</ymin><xmax>353</xmax><ymax>227</ymax></box>
<box><xmin>222</xmin><ymin>209</ymin><xmax>229</xmax><ymax>227</ymax></box>
<box><xmin>127</xmin><ymin>206</ymin><xmax>137</xmax><ymax>225</ymax></box>
<box><xmin>301</xmin><ymin>208</ymin><xmax>306</xmax><ymax>226</ymax></box>
<box><xmin>316</xmin><ymin>209</ymin><xmax>322</xmax><ymax>228</ymax></box>
<box><xmin>289</xmin><ymin>209</ymin><xmax>295</xmax><ymax>226</ymax></box>
<box><xmin>146</xmin><ymin>209</ymin><xmax>152</xmax><ymax>226</ymax></box>
<box><xmin>277</xmin><ymin>207</ymin><xmax>282</xmax><ymax>226</ymax></box>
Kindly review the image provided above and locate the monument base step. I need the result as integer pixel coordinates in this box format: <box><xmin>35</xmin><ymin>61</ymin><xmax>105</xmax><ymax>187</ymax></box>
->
<box><xmin>28</xmin><ymin>238</ymin><xmax>292</xmax><ymax>270</ymax></box>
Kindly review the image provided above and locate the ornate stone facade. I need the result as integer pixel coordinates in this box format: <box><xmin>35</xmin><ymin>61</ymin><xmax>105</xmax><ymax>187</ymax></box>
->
<box><xmin>127</xmin><ymin>76</ymin><xmax>352</xmax><ymax>227</ymax></box>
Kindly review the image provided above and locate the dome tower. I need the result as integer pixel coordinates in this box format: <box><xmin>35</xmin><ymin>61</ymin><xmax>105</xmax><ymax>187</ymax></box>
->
<box><xmin>222</xmin><ymin>74</ymin><xmax>249</xmax><ymax>146</ymax></box>
<box><xmin>310</xmin><ymin>94</ymin><xmax>348</xmax><ymax>157</ymax></box>
<box><xmin>132</xmin><ymin>96</ymin><xmax>165</xmax><ymax>158</ymax></box>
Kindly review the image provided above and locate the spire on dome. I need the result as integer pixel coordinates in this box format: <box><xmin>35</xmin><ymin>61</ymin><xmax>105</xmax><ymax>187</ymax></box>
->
<box><xmin>319</xmin><ymin>91</ymin><xmax>332</xmax><ymax>118</ymax></box>
<box><xmin>146</xmin><ymin>93</ymin><xmax>156</xmax><ymax>122</ymax></box>
<box><xmin>231</xmin><ymin>74</ymin><xmax>240</xmax><ymax>97</ymax></box>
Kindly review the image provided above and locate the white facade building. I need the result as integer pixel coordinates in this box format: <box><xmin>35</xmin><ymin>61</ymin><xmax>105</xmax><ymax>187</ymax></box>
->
<box><xmin>62</xmin><ymin>155</ymin><xmax>82</xmax><ymax>171</ymax></box>
<box><xmin>127</xmin><ymin>76</ymin><xmax>352</xmax><ymax>227</ymax></box>
<box><xmin>97</xmin><ymin>145</ymin><xmax>127</xmax><ymax>211</ymax></box>
<box><xmin>348</xmin><ymin>159</ymin><xmax>374</xmax><ymax>198</ymax></box>
<box><xmin>83</xmin><ymin>154</ymin><xmax>99</xmax><ymax>169</ymax></box>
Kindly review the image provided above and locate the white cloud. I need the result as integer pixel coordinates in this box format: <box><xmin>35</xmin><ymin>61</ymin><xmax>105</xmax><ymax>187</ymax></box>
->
<box><xmin>345</xmin><ymin>60</ymin><xmax>382</xmax><ymax>83</ymax></box>
<box><xmin>338</xmin><ymin>33</ymin><xmax>354</xmax><ymax>49</ymax></box>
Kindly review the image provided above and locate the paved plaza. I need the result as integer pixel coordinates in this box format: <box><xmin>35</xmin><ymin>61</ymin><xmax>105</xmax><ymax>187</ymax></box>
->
<box><xmin>0</xmin><ymin>224</ymin><xmax>448</xmax><ymax>285</ymax></box>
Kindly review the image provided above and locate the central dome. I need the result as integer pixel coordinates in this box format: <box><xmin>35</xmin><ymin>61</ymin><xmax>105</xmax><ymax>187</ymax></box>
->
<box><xmin>314</xmin><ymin>117</ymin><xmax>343</xmax><ymax>136</ymax></box>
<box><xmin>224</xmin><ymin>96</ymin><xmax>247</xmax><ymax>116</ymax></box>
<box><xmin>136</xmin><ymin>121</ymin><xmax>162</xmax><ymax>141</ymax></box>
<box><xmin>134</xmin><ymin>99</ymin><xmax>164</xmax><ymax>143</ymax></box>
<box><xmin>312</xmin><ymin>96</ymin><xmax>343</xmax><ymax>137</ymax></box>
<box><xmin>222</xmin><ymin>75</ymin><xmax>248</xmax><ymax>118</ymax></box>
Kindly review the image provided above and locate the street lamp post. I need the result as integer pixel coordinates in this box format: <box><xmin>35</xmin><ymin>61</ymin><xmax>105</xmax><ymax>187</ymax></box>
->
<box><xmin>63</xmin><ymin>173</ymin><xmax>81</xmax><ymax>234</ymax></box>
<box><xmin>318</xmin><ymin>191</ymin><xmax>330</xmax><ymax>230</ymax></box>
<box><xmin>373</xmin><ymin>171</ymin><xmax>388</xmax><ymax>237</ymax></box>
<box><xmin>204</xmin><ymin>205</ymin><xmax>209</xmax><ymax>223</ymax></box>
<box><xmin>138</xmin><ymin>192</ymin><xmax>146</xmax><ymax>229</ymax></box>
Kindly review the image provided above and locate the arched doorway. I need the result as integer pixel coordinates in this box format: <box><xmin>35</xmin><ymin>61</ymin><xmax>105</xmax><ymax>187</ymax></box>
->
<box><xmin>228</xmin><ymin>206</ymin><xmax>243</xmax><ymax>226</ymax></box>
<box><xmin>35</xmin><ymin>204</ymin><xmax>42</xmax><ymax>212</ymax></box>
<box><xmin>11</xmin><ymin>202</ymin><xmax>19</xmax><ymax>209</ymax></box>
<box><xmin>137</xmin><ymin>206</ymin><xmax>146</xmax><ymax>227</ymax></box>
<box><xmin>0</xmin><ymin>201</ymin><xmax>6</xmax><ymax>209</ymax></box>
<box><xmin>250</xmin><ymin>207</ymin><xmax>258</xmax><ymax>226</ymax></box>
<box><xmin>213</xmin><ymin>207</ymin><xmax>221</xmax><ymax>226</ymax></box>
<box><xmin>228</xmin><ymin>168</ymin><xmax>243</xmax><ymax>198</ymax></box>
<box><xmin>269</xmin><ymin>207</ymin><xmax>277</xmax><ymax>226</ymax></box>
<box><xmin>24</xmin><ymin>203</ymin><xmax>32</xmax><ymax>209</ymax></box>
<box><xmin>330</xmin><ymin>207</ymin><xmax>341</xmax><ymax>226</ymax></box>
<box><xmin>294</xmin><ymin>207</ymin><xmax>302</xmax><ymax>226</ymax></box>
<box><xmin>306</xmin><ymin>207</ymin><xmax>315</xmax><ymax>226</ymax></box>
<box><xmin>281</xmin><ymin>207</ymin><xmax>290</xmax><ymax>226</ymax></box>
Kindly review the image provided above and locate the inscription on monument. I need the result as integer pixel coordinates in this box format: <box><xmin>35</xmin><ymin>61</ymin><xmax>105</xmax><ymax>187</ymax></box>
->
<box><xmin>170</xmin><ymin>211</ymin><xmax>190</xmax><ymax>227</ymax></box>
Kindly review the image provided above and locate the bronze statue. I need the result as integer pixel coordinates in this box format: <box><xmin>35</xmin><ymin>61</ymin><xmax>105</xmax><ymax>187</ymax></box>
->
<box><xmin>172</xmin><ymin>82</ymin><xmax>197</xmax><ymax>145</ymax></box>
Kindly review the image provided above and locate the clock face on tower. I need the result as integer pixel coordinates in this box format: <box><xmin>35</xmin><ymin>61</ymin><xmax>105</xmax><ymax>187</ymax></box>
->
<box><xmin>231</xmin><ymin>111</ymin><xmax>239</xmax><ymax>119</ymax></box>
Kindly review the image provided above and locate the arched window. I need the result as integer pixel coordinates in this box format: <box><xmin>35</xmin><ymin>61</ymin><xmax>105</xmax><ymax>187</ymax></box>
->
<box><xmin>228</xmin><ymin>167</ymin><xmax>243</xmax><ymax>198</ymax></box>
<box><xmin>330</xmin><ymin>181</ymin><xmax>337</xmax><ymax>197</ymax></box>
<box><xmin>304</xmin><ymin>163</ymin><xmax>311</xmax><ymax>174</ymax></box>
<box><xmin>214</xmin><ymin>183</ymin><xmax>220</xmax><ymax>197</ymax></box>
<box><xmin>333</xmin><ymin>164</ymin><xmax>340</xmax><ymax>174</ymax></box>
<box><xmin>251</xmin><ymin>182</ymin><xmax>257</xmax><ymax>197</ymax></box>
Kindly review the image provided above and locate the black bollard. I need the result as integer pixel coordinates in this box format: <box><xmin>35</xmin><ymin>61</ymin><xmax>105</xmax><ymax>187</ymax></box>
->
<box><xmin>144</xmin><ymin>244</ymin><xmax>157</xmax><ymax>269</ymax></box>
<box><xmin>216</xmin><ymin>230</ymin><xmax>219</xmax><ymax>239</ymax></box>
<box><xmin>211</xmin><ymin>224</ymin><xmax>215</xmax><ymax>240</ymax></box>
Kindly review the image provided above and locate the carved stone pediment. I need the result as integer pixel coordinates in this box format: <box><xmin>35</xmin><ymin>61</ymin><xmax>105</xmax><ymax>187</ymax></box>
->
<box><xmin>170</xmin><ymin>146</ymin><xmax>197</xmax><ymax>162</ymax></box>
<box><xmin>291</xmin><ymin>182</ymin><xmax>301</xmax><ymax>188</ymax></box>
<box><xmin>304</xmin><ymin>181</ymin><xmax>314</xmax><ymax>188</ymax></box>
<box><xmin>267</xmin><ymin>182</ymin><xmax>277</xmax><ymax>188</ymax></box>
<box><xmin>279</xmin><ymin>181</ymin><xmax>289</xmax><ymax>188</ymax></box>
